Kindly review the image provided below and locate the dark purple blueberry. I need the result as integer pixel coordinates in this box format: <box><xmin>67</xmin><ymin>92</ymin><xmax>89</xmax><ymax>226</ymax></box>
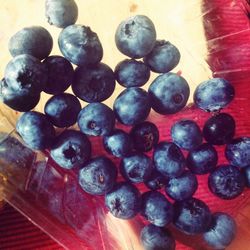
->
<box><xmin>8</xmin><ymin>26</ymin><xmax>53</xmax><ymax>60</ymax></box>
<box><xmin>113</xmin><ymin>87</ymin><xmax>151</xmax><ymax>126</ymax></box>
<box><xmin>43</xmin><ymin>55</ymin><xmax>74</xmax><ymax>95</ymax></box>
<box><xmin>45</xmin><ymin>0</ymin><xmax>78</xmax><ymax>28</ymax></box>
<box><xmin>148</xmin><ymin>72</ymin><xmax>190</xmax><ymax>114</ymax></box>
<box><xmin>203</xmin><ymin>113</ymin><xmax>235</xmax><ymax>145</ymax></box>
<box><xmin>44</xmin><ymin>93</ymin><xmax>81</xmax><ymax>128</ymax></box>
<box><xmin>115</xmin><ymin>15</ymin><xmax>156</xmax><ymax>58</ymax></box>
<box><xmin>130</xmin><ymin>121</ymin><xmax>159</xmax><ymax>152</ymax></box>
<box><xmin>153</xmin><ymin>142</ymin><xmax>185</xmax><ymax>178</ymax></box>
<box><xmin>120</xmin><ymin>153</ymin><xmax>153</xmax><ymax>183</ymax></box>
<box><xmin>165</xmin><ymin>170</ymin><xmax>198</xmax><ymax>201</ymax></box>
<box><xmin>16</xmin><ymin>111</ymin><xmax>55</xmax><ymax>150</ymax></box>
<box><xmin>79</xmin><ymin>156</ymin><xmax>117</xmax><ymax>195</ymax></box>
<box><xmin>144</xmin><ymin>40</ymin><xmax>180</xmax><ymax>73</ymax></box>
<box><xmin>243</xmin><ymin>166</ymin><xmax>250</xmax><ymax>187</ymax></box>
<box><xmin>58</xmin><ymin>25</ymin><xmax>103</xmax><ymax>66</ymax></box>
<box><xmin>187</xmin><ymin>143</ymin><xmax>218</xmax><ymax>175</ymax></box>
<box><xmin>140</xmin><ymin>224</ymin><xmax>176</xmax><ymax>250</ymax></box>
<box><xmin>50</xmin><ymin>130</ymin><xmax>91</xmax><ymax>170</ymax></box>
<box><xmin>225</xmin><ymin>137</ymin><xmax>250</xmax><ymax>168</ymax></box>
<box><xmin>114</xmin><ymin>59</ymin><xmax>150</xmax><ymax>88</ymax></box>
<box><xmin>72</xmin><ymin>63</ymin><xmax>115</xmax><ymax>103</ymax></box>
<box><xmin>144</xmin><ymin>170</ymin><xmax>167</xmax><ymax>191</ymax></box>
<box><xmin>141</xmin><ymin>191</ymin><xmax>173</xmax><ymax>227</ymax></box>
<box><xmin>77</xmin><ymin>103</ymin><xmax>115</xmax><ymax>136</ymax></box>
<box><xmin>208</xmin><ymin>165</ymin><xmax>245</xmax><ymax>199</ymax></box>
<box><xmin>194</xmin><ymin>78</ymin><xmax>235</xmax><ymax>112</ymax></box>
<box><xmin>171</xmin><ymin>119</ymin><xmax>202</xmax><ymax>150</ymax></box>
<box><xmin>105</xmin><ymin>182</ymin><xmax>141</xmax><ymax>219</ymax></box>
<box><xmin>103</xmin><ymin>129</ymin><xmax>133</xmax><ymax>158</ymax></box>
<box><xmin>173</xmin><ymin>197</ymin><xmax>212</xmax><ymax>235</ymax></box>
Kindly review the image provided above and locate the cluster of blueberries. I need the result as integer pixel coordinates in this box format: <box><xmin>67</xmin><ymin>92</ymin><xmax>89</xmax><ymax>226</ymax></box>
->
<box><xmin>1</xmin><ymin>1</ymin><xmax>250</xmax><ymax>250</ymax></box>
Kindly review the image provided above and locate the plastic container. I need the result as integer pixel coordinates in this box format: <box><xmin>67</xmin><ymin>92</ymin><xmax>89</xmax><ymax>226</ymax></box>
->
<box><xmin>0</xmin><ymin>0</ymin><xmax>250</xmax><ymax>249</ymax></box>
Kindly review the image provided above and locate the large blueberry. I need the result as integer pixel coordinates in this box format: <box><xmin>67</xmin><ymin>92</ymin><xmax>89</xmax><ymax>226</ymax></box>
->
<box><xmin>114</xmin><ymin>59</ymin><xmax>150</xmax><ymax>88</ymax></box>
<box><xmin>8</xmin><ymin>26</ymin><xmax>53</xmax><ymax>60</ymax></box>
<box><xmin>144</xmin><ymin>40</ymin><xmax>180</xmax><ymax>73</ymax></box>
<box><xmin>43</xmin><ymin>55</ymin><xmax>74</xmax><ymax>95</ymax></box>
<box><xmin>77</xmin><ymin>103</ymin><xmax>115</xmax><ymax>136</ymax></box>
<box><xmin>72</xmin><ymin>63</ymin><xmax>115</xmax><ymax>103</ymax></box>
<box><xmin>141</xmin><ymin>191</ymin><xmax>173</xmax><ymax>227</ymax></box>
<box><xmin>148</xmin><ymin>73</ymin><xmax>190</xmax><ymax>114</ymax></box>
<box><xmin>208</xmin><ymin>165</ymin><xmax>245</xmax><ymax>199</ymax></box>
<box><xmin>79</xmin><ymin>156</ymin><xmax>117</xmax><ymax>195</ymax></box>
<box><xmin>165</xmin><ymin>170</ymin><xmax>198</xmax><ymax>201</ymax></box>
<box><xmin>120</xmin><ymin>153</ymin><xmax>153</xmax><ymax>183</ymax></box>
<box><xmin>44</xmin><ymin>93</ymin><xmax>81</xmax><ymax>128</ymax></box>
<box><xmin>194</xmin><ymin>78</ymin><xmax>235</xmax><ymax>112</ymax></box>
<box><xmin>225</xmin><ymin>137</ymin><xmax>250</xmax><ymax>167</ymax></box>
<box><xmin>243</xmin><ymin>166</ymin><xmax>250</xmax><ymax>187</ymax></box>
<box><xmin>140</xmin><ymin>224</ymin><xmax>175</xmax><ymax>250</ymax></box>
<box><xmin>45</xmin><ymin>0</ymin><xmax>78</xmax><ymax>28</ymax></box>
<box><xmin>4</xmin><ymin>54</ymin><xmax>48</xmax><ymax>94</ymax></box>
<box><xmin>130</xmin><ymin>121</ymin><xmax>159</xmax><ymax>152</ymax></box>
<box><xmin>144</xmin><ymin>169</ymin><xmax>167</xmax><ymax>191</ymax></box>
<box><xmin>171</xmin><ymin>119</ymin><xmax>202</xmax><ymax>150</ymax></box>
<box><xmin>187</xmin><ymin>143</ymin><xmax>218</xmax><ymax>175</ymax></box>
<box><xmin>50</xmin><ymin>130</ymin><xmax>91</xmax><ymax>170</ymax></box>
<box><xmin>103</xmin><ymin>129</ymin><xmax>133</xmax><ymax>158</ymax></box>
<box><xmin>113</xmin><ymin>87</ymin><xmax>151</xmax><ymax>125</ymax></box>
<box><xmin>203</xmin><ymin>212</ymin><xmax>236</xmax><ymax>249</ymax></box>
<box><xmin>58</xmin><ymin>25</ymin><xmax>103</xmax><ymax>66</ymax></box>
<box><xmin>115</xmin><ymin>15</ymin><xmax>156</xmax><ymax>58</ymax></box>
<box><xmin>173</xmin><ymin>197</ymin><xmax>212</xmax><ymax>235</ymax></box>
<box><xmin>0</xmin><ymin>78</ymin><xmax>40</xmax><ymax>112</ymax></box>
<box><xmin>203</xmin><ymin>113</ymin><xmax>235</xmax><ymax>145</ymax></box>
<box><xmin>105</xmin><ymin>182</ymin><xmax>141</xmax><ymax>219</ymax></box>
<box><xmin>153</xmin><ymin>142</ymin><xmax>185</xmax><ymax>178</ymax></box>
<box><xmin>16</xmin><ymin>111</ymin><xmax>55</xmax><ymax>150</ymax></box>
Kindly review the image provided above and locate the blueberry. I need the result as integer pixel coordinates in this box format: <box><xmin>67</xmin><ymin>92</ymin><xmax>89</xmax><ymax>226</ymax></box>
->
<box><xmin>243</xmin><ymin>166</ymin><xmax>250</xmax><ymax>187</ymax></box>
<box><xmin>77</xmin><ymin>103</ymin><xmax>115</xmax><ymax>136</ymax></box>
<box><xmin>115</xmin><ymin>15</ymin><xmax>156</xmax><ymax>58</ymax></box>
<box><xmin>103</xmin><ymin>129</ymin><xmax>133</xmax><ymax>157</ymax></box>
<box><xmin>79</xmin><ymin>156</ymin><xmax>117</xmax><ymax>195</ymax></box>
<box><xmin>45</xmin><ymin>0</ymin><xmax>78</xmax><ymax>28</ymax></box>
<box><xmin>203</xmin><ymin>113</ymin><xmax>235</xmax><ymax>145</ymax></box>
<box><xmin>114</xmin><ymin>59</ymin><xmax>150</xmax><ymax>88</ymax></box>
<box><xmin>4</xmin><ymin>54</ymin><xmax>48</xmax><ymax>94</ymax></box>
<box><xmin>144</xmin><ymin>170</ymin><xmax>167</xmax><ymax>191</ymax></box>
<box><xmin>113</xmin><ymin>87</ymin><xmax>151</xmax><ymax>125</ymax></box>
<box><xmin>165</xmin><ymin>170</ymin><xmax>198</xmax><ymax>201</ymax></box>
<box><xmin>141</xmin><ymin>191</ymin><xmax>173</xmax><ymax>227</ymax></box>
<box><xmin>187</xmin><ymin>143</ymin><xmax>218</xmax><ymax>175</ymax></box>
<box><xmin>0</xmin><ymin>78</ymin><xmax>40</xmax><ymax>112</ymax></box>
<box><xmin>130</xmin><ymin>121</ymin><xmax>159</xmax><ymax>152</ymax></box>
<box><xmin>43</xmin><ymin>55</ymin><xmax>74</xmax><ymax>95</ymax></box>
<box><xmin>173</xmin><ymin>197</ymin><xmax>212</xmax><ymax>235</ymax></box>
<box><xmin>120</xmin><ymin>153</ymin><xmax>153</xmax><ymax>183</ymax></box>
<box><xmin>203</xmin><ymin>212</ymin><xmax>236</xmax><ymax>249</ymax></box>
<box><xmin>225</xmin><ymin>137</ymin><xmax>250</xmax><ymax>167</ymax></box>
<box><xmin>148</xmin><ymin>72</ymin><xmax>190</xmax><ymax>114</ymax></box>
<box><xmin>208</xmin><ymin>165</ymin><xmax>245</xmax><ymax>199</ymax></box>
<box><xmin>44</xmin><ymin>93</ymin><xmax>81</xmax><ymax>128</ymax></box>
<box><xmin>105</xmin><ymin>182</ymin><xmax>141</xmax><ymax>219</ymax></box>
<box><xmin>16</xmin><ymin>111</ymin><xmax>55</xmax><ymax>150</ymax></box>
<box><xmin>140</xmin><ymin>224</ymin><xmax>176</xmax><ymax>250</ymax></box>
<box><xmin>153</xmin><ymin>142</ymin><xmax>185</xmax><ymax>178</ymax></box>
<box><xmin>8</xmin><ymin>26</ymin><xmax>53</xmax><ymax>60</ymax></box>
<box><xmin>171</xmin><ymin>119</ymin><xmax>202</xmax><ymax>150</ymax></box>
<box><xmin>50</xmin><ymin>130</ymin><xmax>91</xmax><ymax>170</ymax></box>
<box><xmin>58</xmin><ymin>25</ymin><xmax>103</xmax><ymax>66</ymax></box>
<box><xmin>72</xmin><ymin>63</ymin><xmax>115</xmax><ymax>103</ymax></box>
<box><xmin>144</xmin><ymin>40</ymin><xmax>181</xmax><ymax>73</ymax></box>
<box><xmin>194</xmin><ymin>78</ymin><xmax>235</xmax><ymax>112</ymax></box>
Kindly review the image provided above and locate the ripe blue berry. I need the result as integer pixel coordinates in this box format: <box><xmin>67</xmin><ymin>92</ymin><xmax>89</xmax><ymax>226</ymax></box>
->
<box><xmin>144</xmin><ymin>170</ymin><xmax>167</xmax><ymax>191</ymax></box>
